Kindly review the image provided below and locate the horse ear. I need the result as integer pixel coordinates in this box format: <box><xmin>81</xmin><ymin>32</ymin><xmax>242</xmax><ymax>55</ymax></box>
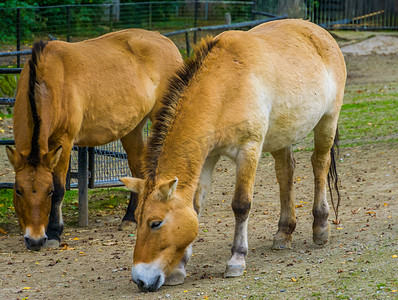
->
<box><xmin>158</xmin><ymin>177</ymin><xmax>178</xmax><ymax>199</ymax></box>
<box><xmin>120</xmin><ymin>177</ymin><xmax>145</xmax><ymax>194</ymax></box>
<box><xmin>6</xmin><ymin>146</ymin><xmax>21</xmax><ymax>168</ymax></box>
<box><xmin>44</xmin><ymin>146</ymin><xmax>63</xmax><ymax>170</ymax></box>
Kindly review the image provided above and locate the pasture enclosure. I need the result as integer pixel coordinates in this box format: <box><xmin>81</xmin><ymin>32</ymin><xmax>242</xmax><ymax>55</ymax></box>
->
<box><xmin>0</xmin><ymin>2</ymin><xmax>397</xmax><ymax>298</ymax></box>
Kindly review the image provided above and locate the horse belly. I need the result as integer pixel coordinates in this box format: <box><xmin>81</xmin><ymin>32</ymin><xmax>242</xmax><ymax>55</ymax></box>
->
<box><xmin>260</xmin><ymin>72</ymin><xmax>337</xmax><ymax>153</ymax></box>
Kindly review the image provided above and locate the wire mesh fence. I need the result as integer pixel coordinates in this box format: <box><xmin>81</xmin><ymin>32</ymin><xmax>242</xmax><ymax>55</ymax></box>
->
<box><xmin>1</xmin><ymin>0</ymin><xmax>398</xmax><ymax>190</ymax></box>
<box><xmin>0</xmin><ymin>1</ymin><xmax>254</xmax><ymax>44</ymax></box>
<box><xmin>254</xmin><ymin>0</ymin><xmax>398</xmax><ymax>29</ymax></box>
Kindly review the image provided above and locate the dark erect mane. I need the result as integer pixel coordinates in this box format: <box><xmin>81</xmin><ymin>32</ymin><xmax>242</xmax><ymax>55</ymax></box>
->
<box><xmin>143</xmin><ymin>37</ymin><xmax>218</xmax><ymax>182</ymax></box>
<box><xmin>27</xmin><ymin>40</ymin><xmax>47</xmax><ymax>167</ymax></box>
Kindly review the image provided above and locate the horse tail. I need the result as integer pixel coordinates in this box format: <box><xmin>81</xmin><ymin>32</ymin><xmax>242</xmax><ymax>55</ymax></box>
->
<box><xmin>27</xmin><ymin>41</ymin><xmax>47</xmax><ymax>167</ymax></box>
<box><xmin>327</xmin><ymin>127</ymin><xmax>341</xmax><ymax>224</ymax></box>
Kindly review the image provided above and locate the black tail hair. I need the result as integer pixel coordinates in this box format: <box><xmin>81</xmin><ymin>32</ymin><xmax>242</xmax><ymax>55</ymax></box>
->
<box><xmin>327</xmin><ymin>128</ymin><xmax>341</xmax><ymax>223</ymax></box>
<box><xmin>27</xmin><ymin>40</ymin><xmax>47</xmax><ymax>167</ymax></box>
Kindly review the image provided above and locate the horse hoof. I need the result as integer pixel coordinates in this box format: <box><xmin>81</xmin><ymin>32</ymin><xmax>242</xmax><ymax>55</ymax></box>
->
<box><xmin>224</xmin><ymin>264</ymin><xmax>245</xmax><ymax>277</ymax></box>
<box><xmin>43</xmin><ymin>239</ymin><xmax>60</xmax><ymax>249</ymax></box>
<box><xmin>164</xmin><ymin>269</ymin><xmax>186</xmax><ymax>286</ymax></box>
<box><xmin>313</xmin><ymin>224</ymin><xmax>330</xmax><ymax>245</ymax></box>
<box><xmin>313</xmin><ymin>232</ymin><xmax>329</xmax><ymax>245</ymax></box>
<box><xmin>118</xmin><ymin>220</ymin><xmax>136</xmax><ymax>231</ymax></box>
<box><xmin>272</xmin><ymin>238</ymin><xmax>292</xmax><ymax>250</ymax></box>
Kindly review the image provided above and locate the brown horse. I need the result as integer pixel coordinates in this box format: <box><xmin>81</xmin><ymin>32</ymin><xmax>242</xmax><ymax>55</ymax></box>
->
<box><xmin>6</xmin><ymin>29</ymin><xmax>182</xmax><ymax>251</ymax></box>
<box><xmin>121</xmin><ymin>19</ymin><xmax>346</xmax><ymax>292</ymax></box>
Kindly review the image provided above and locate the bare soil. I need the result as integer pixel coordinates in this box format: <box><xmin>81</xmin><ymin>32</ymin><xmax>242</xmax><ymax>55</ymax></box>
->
<box><xmin>1</xmin><ymin>34</ymin><xmax>398</xmax><ymax>299</ymax></box>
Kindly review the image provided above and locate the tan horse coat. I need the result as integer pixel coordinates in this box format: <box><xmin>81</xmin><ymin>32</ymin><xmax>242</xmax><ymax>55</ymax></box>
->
<box><xmin>122</xmin><ymin>19</ymin><xmax>346</xmax><ymax>292</ymax></box>
<box><xmin>6</xmin><ymin>29</ymin><xmax>182</xmax><ymax>250</ymax></box>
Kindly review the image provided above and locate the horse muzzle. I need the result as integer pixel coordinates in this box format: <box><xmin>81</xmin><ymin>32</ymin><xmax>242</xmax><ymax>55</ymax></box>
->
<box><xmin>132</xmin><ymin>262</ymin><xmax>165</xmax><ymax>292</ymax></box>
<box><xmin>24</xmin><ymin>235</ymin><xmax>48</xmax><ymax>251</ymax></box>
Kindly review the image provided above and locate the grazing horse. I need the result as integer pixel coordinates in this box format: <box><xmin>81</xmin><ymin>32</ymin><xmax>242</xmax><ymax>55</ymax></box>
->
<box><xmin>121</xmin><ymin>19</ymin><xmax>346</xmax><ymax>292</ymax></box>
<box><xmin>6</xmin><ymin>29</ymin><xmax>183</xmax><ymax>251</ymax></box>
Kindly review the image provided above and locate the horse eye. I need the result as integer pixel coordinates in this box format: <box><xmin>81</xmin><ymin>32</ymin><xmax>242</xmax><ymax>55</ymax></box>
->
<box><xmin>15</xmin><ymin>189</ymin><xmax>22</xmax><ymax>196</ymax></box>
<box><xmin>150</xmin><ymin>221</ymin><xmax>163</xmax><ymax>229</ymax></box>
<box><xmin>48</xmin><ymin>189</ymin><xmax>54</xmax><ymax>197</ymax></box>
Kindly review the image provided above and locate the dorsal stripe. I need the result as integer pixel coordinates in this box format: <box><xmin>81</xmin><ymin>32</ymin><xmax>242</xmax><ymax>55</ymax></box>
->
<box><xmin>27</xmin><ymin>40</ymin><xmax>47</xmax><ymax>167</ymax></box>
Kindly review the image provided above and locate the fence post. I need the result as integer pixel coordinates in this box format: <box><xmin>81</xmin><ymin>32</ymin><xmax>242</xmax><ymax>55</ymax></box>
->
<box><xmin>194</xmin><ymin>0</ymin><xmax>199</xmax><ymax>44</ymax></box>
<box><xmin>16</xmin><ymin>8</ymin><xmax>21</xmax><ymax>68</ymax></box>
<box><xmin>185</xmin><ymin>31</ymin><xmax>191</xmax><ymax>57</ymax></box>
<box><xmin>78</xmin><ymin>147</ymin><xmax>88</xmax><ymax>227</ymax></box>
<box><xmin>88</xmin><ymin>147</ymin><xmax>95</xmax><ymax>188</ymax></box>
<box><xmin>149</xmin><ymin>2</ymin><xmax>152</xmax><ymax>30</ymax></box>
<box><xmin>67</xmin><ymin>6</ymin><xmax>71</xmax><ymax>42</ymax></box>
<box><xmin>109</xmin><ymin>4</ymin><xmax>113</xmax><ymax>32</ymax></box>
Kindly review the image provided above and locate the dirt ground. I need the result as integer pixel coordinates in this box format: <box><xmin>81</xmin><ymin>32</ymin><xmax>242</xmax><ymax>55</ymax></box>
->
<box><xmin>1</xmin><ymin>33</ymin><xmax>398</xmax><ymax>299</ymax></box>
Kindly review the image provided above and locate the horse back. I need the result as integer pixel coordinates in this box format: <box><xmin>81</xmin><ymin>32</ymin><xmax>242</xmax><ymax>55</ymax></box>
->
<box><xmin>210</xmin><ymin>19</ymin><xmax>346</xmax><ymax>151</ymax></box>
<box><xmin>14</xmin><ymin>29</ymin><xmax>182</xmax><ymax>148</ymax></box>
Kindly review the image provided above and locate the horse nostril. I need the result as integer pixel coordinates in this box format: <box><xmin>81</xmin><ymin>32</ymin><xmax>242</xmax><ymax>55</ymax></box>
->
<box><xmin>24</xmin><ymin>236</ymin><xmax>31</xmax><ymax>248</ymax></box>
<box><xmin>136</xmin><ymin>279</ymin><xmax>148</xmax><ymax>292</ymax></box>
<box><xmin>41</xmin><ymin>236</ymin><xmax>48</xmax><ymax>246</ymax></box>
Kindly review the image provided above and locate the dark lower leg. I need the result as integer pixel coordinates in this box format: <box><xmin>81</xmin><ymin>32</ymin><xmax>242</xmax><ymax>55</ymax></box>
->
<box><xmin>311</xmin><ymin>151</ymin><xmax>331</xmax><ymax>245</ymax></box>
<box><xmin>225</xmin><ymin>145</ymin><xmax>259</xmax><ymax>277</ymax></box>
<box><xmin>46</xmin><ymin>180</ymin><xmax>64</xmax><ymax>243</ymax></box>
<box><xmin>271</xmin><ymin>147</ymin><xmax>296</xmax><ymax>250</ymax></box>
<box><xmin>122</xmin><ymin>192</ymin><xmax>138</xmax><ymax>223</ymax></box>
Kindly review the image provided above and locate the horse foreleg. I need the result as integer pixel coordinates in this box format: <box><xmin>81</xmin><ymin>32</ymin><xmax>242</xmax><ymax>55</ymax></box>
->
<box><xmin>271</xmin><ymin>146</ymin><xmax>296</xmax><ymax>250</ymax></box>
<box><xmin>119</xmin><ymin>118</ymin><xmax>148</xmax><ymax>230</ymax></box>
<box><xmin>164</xmin><ymin>244</ymin><xmax>192</xmax><ymax>286</ymax></box>
<box><xmin>44</xmin><ymin>144</ymin><xmax>72</xmax><ymax>248</ymax></box>
<box><xmin>311</xmin><ymin>117</ymin><xmax>338</xmax><ymax>245</ymax></box>
<box><xmin>225</xmin><ymin>143</ymin><xmax>260</xmax><ymax>277</ymax></box>
<box><xmin>193</xmin><ymin>155</ymin><xmax>220</xmax><ymax>215</ymax></box>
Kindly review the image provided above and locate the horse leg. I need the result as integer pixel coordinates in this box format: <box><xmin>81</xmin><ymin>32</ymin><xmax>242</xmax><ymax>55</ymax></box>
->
<box><xmin>44</xmin><ymin>144</ymin><xmax>72</xmax><ymax>248</ymax></box>
<box><xmin>164</xmin><ymin>155</ymin><xmax>220</xmax><ymax>285</ymax></box>
<box><xmin>312</xmin><ymin>115</ymin><xmax>339</xmax><ymax>245</ymax></box>
<box><xmin>119</xmin><ymin>117</ymin><xmax>148</xmax><ymax>230</ymax></box>
<box><xmin>271</xmin><ymin>146</ymin><xmax>296</xmax><ymax>250</ymax></box>
<box><xmin>164</xmin><ymin>244</ymin><xmax>192</xmax><ymax>286</ymax></box>
<box><xmin>225</xmin><ymin>143</ymin><xmax>261</xmax><ymax>277</ymax></box>
<box><xmin>193</xmin><ymin>155</ymin><xmax>220</xmax><ymax>215</ymax></box>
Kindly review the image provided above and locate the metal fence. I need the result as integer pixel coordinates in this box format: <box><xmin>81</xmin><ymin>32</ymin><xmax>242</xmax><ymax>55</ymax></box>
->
<box><xmin>254</xmin><ymin>0</ymin><xmax>398</xmax><ymax>29</ymax></box>
<box><xmin>0</xmin><ymin>1</ymin><xmax>254</xmax><ymax>45</ymax></box>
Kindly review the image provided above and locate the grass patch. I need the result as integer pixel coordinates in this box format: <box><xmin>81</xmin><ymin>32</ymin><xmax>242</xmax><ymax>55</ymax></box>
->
<box><xmin>0</xmin><ymin>188</ymin><xmax>130</xmax><ymax>230</ymax></box>
<box><xmin>295</xmin><ymin>85</ymin><xmax>398</xmax><ymax>151</ymax></box>
<box><xmin>0</xmin><ymin>189</ymin><xmax>14</xmax><ymax>221</ymax></box>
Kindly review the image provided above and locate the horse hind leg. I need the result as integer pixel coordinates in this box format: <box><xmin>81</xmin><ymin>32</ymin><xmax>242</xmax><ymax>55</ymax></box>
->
<box><xmin>271</xmin><ymin>146</ymin><xmax>296</xmax><ymax>250</ymax></box>
<box><xmin>225</xmin><ymin>143</ymin><xmax>261</xmax><ymax>277</ymax></box>
<box><xmin>311</xmin><ymin>115</ymin><xmax>339</xmax><ymax>245</ymax></box>
<box><xmin>119</xmin><ymin>117</ymin><xmax>148</xmax><ymax>230</ymax></box>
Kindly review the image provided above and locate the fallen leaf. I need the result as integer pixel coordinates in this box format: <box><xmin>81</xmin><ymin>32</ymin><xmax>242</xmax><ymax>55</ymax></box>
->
<box><xmin>23</xmin><ymin>287</ymin><xmax>31</xmax><ymax>290</ymax></box>
<box><xmin>291</xmin><ymin>277</ymin><xmax>298</xmax><ymax>282</ymax></box>
<box><xmin>0</xmin><ymin>227</ymin><xmax>7</xmax><ymax>235</ymax></box>
<box><xmin>392</xmin><ymin>255</ymin><xmax>397</xmax><ymax>258</ymax></box>
<box><xmin>102</xmin><ymin>242</ymin><xmax>117</xmax><ymax>246</ymax></box>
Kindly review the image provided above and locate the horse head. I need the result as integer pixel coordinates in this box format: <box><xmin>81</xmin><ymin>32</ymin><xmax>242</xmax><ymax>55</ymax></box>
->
<box><xmin>6</xmin><ymin>145</ymin><xmax>62</xmax><ymax>251</ymax></box>
<box><xmin>121</xmin><ymin>176</ymin><xmax>198</xmax><ymax>292</ymax></box>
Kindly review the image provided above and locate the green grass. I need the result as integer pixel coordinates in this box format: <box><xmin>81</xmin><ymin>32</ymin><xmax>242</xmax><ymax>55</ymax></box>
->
<box><xmin>0</xmin><ymin>188</ymin><xmax>130</xmax><ymax>229</ymax></box>
<box><xmin>295</xmin><ymin>84</ymin><xmax>398</xmax><ymax>151</ymax></box>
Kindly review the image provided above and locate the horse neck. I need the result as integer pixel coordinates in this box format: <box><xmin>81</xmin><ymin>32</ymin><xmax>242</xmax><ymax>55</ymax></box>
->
<box><xmin>155</xmin><ymin>101</ymin><xmax>217</xmax><ymax>202</ymax></box>
<box><xmin>14</xmin><ymin>73</ymin><xmax>55</xmax><ymax>156</ymax></box>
